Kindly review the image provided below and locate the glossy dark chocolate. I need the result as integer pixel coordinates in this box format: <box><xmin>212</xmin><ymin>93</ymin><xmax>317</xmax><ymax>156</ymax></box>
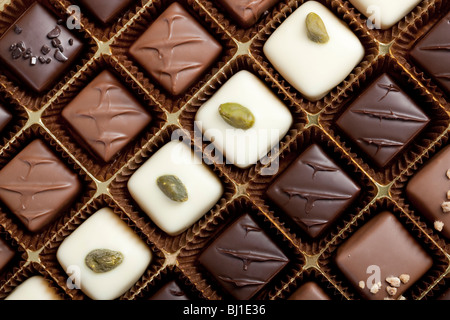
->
<box><xmin>266</xmin><ymin>144</ymin><xmax>360</xmax><ymax>238</ymax></box>
<box><xmin>217</xmin><ymin>0</ymin><xmax>280</xmax><ymax>28</ymax></box>
<box><xmin>406</xmin><ymin>145</ymin><xmax>450</xmax><ymax>239</ymax></box>
<box><xmin>198</xmin><ymin>213</ymin><xmax>289</xmax><ymax>300</ymax></box>
<box><xmin>129</xmin><ymin>2</ymin><xmax>222</xmax><ymax>96</ymax></box>
<box><xmin>0</xmin><ymin>238</ymin><xmax>15</xmax><ymax>273</ymax></box>
<box><xmin>62</xmin><ymin>70</ymin><xmax>152</xmax><ymax>162</ymax></box>
<box><xmin>78</xmin><ymin>0</ymin><xmax>133</xmax><ymax>24</ymax></box>
<box><xmin>335</xmin><ymin>73</ymin><xmax>429</xmax><ymax>168</ymax></box>
<box><xmin>0</xmin><ymin>103</ymin><xmax>12</xmax><ymax>133</ymax></box>
<box><xmin>0</xmin><ymin>140</ymin><xmax>81</xmax><ymax>232</ymax></box>
<box><xmin>410</xmin><ymin>12</ymin><xmax>450</xmax><ymax>96</ymax></box>
<box><xmin>0</xmin><ymin>2</ymin><xmax>83</xmax><ymax>93</ymax></box>
<box><xmin>335</xmin><ymin>211</ymin><xmax>433</xmax><ymax>300</ymax></box>
<box><xmin>149</xmin><ymin>280</ymin><xmax>190</xmax><ymax>300</ymax></box>
<box><xmin>287</xmin><ymin>281</ymin><xmax>331</xmax><ymax>300</ymax></box>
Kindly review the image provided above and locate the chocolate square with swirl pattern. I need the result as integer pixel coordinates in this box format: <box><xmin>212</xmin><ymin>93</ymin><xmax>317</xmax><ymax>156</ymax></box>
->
<box><xmin>266</xmin><ymin>144</ymin><xmax>361</xmax><ymax>239</ymax></box>
<box><xmin>62</xmin><ymin>70</ymin><xmax>152</xmax><ymax>163</ymax></box>
<box><xmin>198</xmin><ymin>213</ymin><xmax>289</xmax><ymax>300</ymax></box>
<box><xmin>128</xmin><ymin>2</ymin><xmax>222</xmax><ymax>96</ymax></box>
<box><xmin>335</xmin><ymin>73</ymin><xmax>429</xmax><ymax>168</ymax></box>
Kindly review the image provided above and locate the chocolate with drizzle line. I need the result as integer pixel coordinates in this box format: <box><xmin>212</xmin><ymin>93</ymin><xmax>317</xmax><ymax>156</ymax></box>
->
<box><xmin>198</xmin><ymin>213</ymin><xmax>289</xmax><ymax>300</ymax></box>
<box><xmin>335</xmin><ymin>73</ymin><xmax>429</xmax><ymax>168</ymax></box>
<box><xmin>148</xmin><ymin>280</ymin><xmax>190</xmax><ymax>300</ymax></box>
<box><xmin>266</xmin><ymin>144</ymin><xmax>361</xmax><ymax>238</ymax></box>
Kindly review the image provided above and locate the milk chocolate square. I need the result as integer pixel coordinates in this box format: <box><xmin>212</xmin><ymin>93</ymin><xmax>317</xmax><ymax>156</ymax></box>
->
<box><xmin>78</xmin><ymin>0</ymin><xmax>133</xmax><ymax>24</ymax></box>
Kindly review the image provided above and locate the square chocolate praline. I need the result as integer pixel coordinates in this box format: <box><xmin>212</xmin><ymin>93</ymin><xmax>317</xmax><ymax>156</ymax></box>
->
<box><xmin>335</xmin><ymin>73</ymin><xmax>429</xmax><ymax>168</ymax></box>
<box><xmin>0</xmin><ymin>139</ymin><xmax>82</xmax><ymax>232</ymax></box>
<box><xmin>128</xmin><ymin>2</ymin><xmax>222</xmax><ymax>96</ymax></box>
<box><xmin>266</xmin><ymin>144</ymin><xmax>361</xmax><ymax>239</ymax></box>
<box><xmin>287</xmin><ymin>281</ymin><xmax>331</xmax><ymax>300</ymax></box>
<box><xmin>335</xmin><ymin>211</ymin><xmax>433</xmax><ymax>300</ymax></box>
<box><xmin>78</xmin><ymin>0</ymin><xmax>133</xmax><ymax>24</ymax></box>
<box><xmin>62</xmin><ymin>70</ymin><xmax>152</xmax><ymax>163</ymax></box>
<box><xmin>198</xmin><ymin>213</ymin><xmax>289</xmax><ymax>300</ymax></box>
<box><xmin>0</xmin><ymin>103</ymin><xmax>12</xmax><ymax>133</ymax></box>
<box><xmin>0</xmin><ymin>237</ymin><xmax>15</xmax><ymax>274</ymax></box>
<box><xmin>410</xmin><ymin>12</ymin><xmax>450</xmax><ymax>96</ymax></box>
<box><xmin>406</xmin><ymin>145</ymin><xmax>450</xmax><ymax>239</ymax></box>
<box><xmin>149</xmin><ymin>280</ymin><xmax>190</xmax><ymax>300</ymax></box>
<box><xmin>0</xmin><ymin>2</ymin><xmax>84</xmax><ymax>93</ymax></box>
<box><xmin>217</xmin><ymin>0</ymin><xmax>280</xmax><ymax>28</ymax></box>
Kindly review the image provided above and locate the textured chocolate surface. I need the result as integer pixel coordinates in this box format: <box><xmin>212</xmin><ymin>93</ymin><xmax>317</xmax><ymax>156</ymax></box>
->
<box><xmin>406</xmin><ymin>145</ymin><xmax>450</xmax><ymax>239</ymax></box>
<box><xmin>335</xmin><ymin>211</ymin><xmax>433</xmax><ymax>300</ymax></box>
<box><xmin>266</xmin><ymin>144</ymin><xmax>361</xmax><ymax>238</ymax></box>
<box><xmin>198</xmin><ymin>213</ymin><xmax>289</xmax><ymax>300</ymax></box>
<box><xmin>288</xmin><ymin>281</ymin><xmax>331</xmax><ymax>300</ymax></box>
<box><xmin>0</xmin><ymin>140</ymin><xmax>81</xmax><ymax>232</ymax></box>
<box><xmin>217</xmin><ymin>0</ymin><xmax>280</xmax><ymax>28</ymax></box>
<box><xmin>0</xmin><ymin>2</ymin><xmax>83</xmax><ymax>93</ymax></box>
<box><xmin>336</xmin><ymin>73</ymin><xmax>429</xmax><ymax>168</ymax></box>
<box><xmin>129</xmin><ymin>2</ymin><xmax>222</xmax><ymax>96</ymax></box>
<box><xmin>62</xmin><ymin>70</ymin><xmax>152</xmax><ymax>162</ymax></box>
<box><xmin>410</xmin><ymin>12</ymin><xmax>450</xmax><ymax>96</ymax></box>
<box><xmin>0</xmin><ymin>238</ymin><xmax>14</xmax><ymax>273</ymax></box>
<box><xmin>149</xmin><ymin>280</ymin><xmax>190</xmax><ymax>300</ymax></box>
<box><xmin>0</xmin><ymin>103</ymin><xmax>12</xmax><ymax>133</ymax></box>
<box><xmin>78</xmin><ymin>0</ymin><xmax>133</xmax><ymax>24</ymax></box>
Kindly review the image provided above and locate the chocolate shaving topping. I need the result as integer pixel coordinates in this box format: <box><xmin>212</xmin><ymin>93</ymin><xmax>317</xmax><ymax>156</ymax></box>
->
<box><xmin>47</xmin><ymin>26</ymin><xmax>61</xmax><ymax>39</ymax></box>
<box><xmin>11</xmin><ymin>47</ymin><xmax>23</xmax><ymax>59</ymax></box>
<box><xmin>41</xmin><ymin>45</ymin><xmax>51</xmax><ymax>55</ymax></box>
<box><xmin>51</xmin><ymin>38</ymin><xmax>61</xmax><ymax>48</ymax></box>
<box><xmin>54</xmin><ymin>49</ymin><xmax>68</xmax><ymax>62</ymax></box>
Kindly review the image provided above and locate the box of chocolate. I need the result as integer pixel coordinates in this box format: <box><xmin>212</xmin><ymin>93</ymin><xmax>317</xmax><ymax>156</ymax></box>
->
<box><xmin>0</xmin><ymin>0</ymin><xmax>449</xmax><ymax>303</ymax></box>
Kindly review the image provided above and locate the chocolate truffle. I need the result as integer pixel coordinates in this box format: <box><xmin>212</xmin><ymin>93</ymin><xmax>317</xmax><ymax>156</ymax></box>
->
<box><xmin>195</xmin><ymin>70</ymin><xmax>293</xmax><ymax>169</ymax></box>
<box><xmin>0</xmin><ymin>139</ymin><xmax>81</xmax><ymax>232</ymax></box>
<box><xmin>335</xmin><ymin>211</ymin><xmax>433</xmax><ymax>300</ymax></box>
<box><xmin>0</xmin><ymin>2</ymin><xmax>83</xmax><ymax>93</ymax></box>
<box><xmin>348</xmin><ymin>0</ymin><xmax>422</xmax><ymax>29</ymax></box>
<box><xmin>288</xmin><ymin>281</ymin><xmax>331</xmax><ymax>300</ymax></box>
<box><xmin>335</xmin><ymin>73</ymin><xmax>429</xmax><ymax>168</ymax></box>
<box><xmin>198</xmin><ymin>213</ymin><xmax>289</xmax><ymax>300</ymax></box>
<box><xmin>0</xmin><ymin>238</ymin><xmax>15</xmax><ymax>273</ymax></box>
<box><xmin>129</xmin><ymin>2</ymin><xmax>222</xmax><ymax>96</ymax></box>
<box><xmin>78</xmin><ymin>0</ymin><xmax>133</xmax><ymax>24</ymax></box>
<box><xmin>266</xmin><ymin>144</ymin><xmax>361</xmax><ymax>238</ymax></box>
<box><xmin>62</xmin><ymin>70</ymin><xmax>152</xmax><ymax>162</ymax></box>
<box><xmin>263</xmin><ymin>1</ymin><xmax>364</xmax><ymax>101</ymax></box>
<box><xmin>0</xmin><ymin>103</ymin><xmax>12</xmax><ymax>133</ymax></box>
<box><xmin>5</xmin><ymin>276</ymin><xmax>62</xmax><ymax>300</ymax></box>
<box><xmin>56</xmin><ymin>207</ymin><xmax>152</xmax><ymax>300</ymax></box>
<box><xmin>406</xmin><ymin>145</ymin><xmax>450</xmax><ymax>239</ymax></box>
<box><xmin>149</xmin><ymin>280</ymin><xmax>190</xmax><ymax>300</ymax></box>
<box><xmin>410</xmin><ymin>12</ymin><xmax>450</xmax><ymax>96</ymax></box>
<box><xmin>127</xmin><ymin>140</ymin><xmax>224</xmax><ymax>236</ymax></box>
<box><xmin>217</xmin><ymin>0</ymin><xmax>280</xmax><ymax>28</ymax></box>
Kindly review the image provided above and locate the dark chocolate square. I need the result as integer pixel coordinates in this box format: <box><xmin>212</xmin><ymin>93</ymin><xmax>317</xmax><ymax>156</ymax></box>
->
<box><xmin>287</xmin><ymin>281</ymin><xmax>331</xmax><ymax>300</ymax></box>
<box><xmin>406</xmin><ymin>145</ymin><xmax>450</xmax><ymax>239</ymax></box>
<box><xmin>128</xmin><ymin>2</ymin><xmax>222</xmax><ymax>96</ymax></box>
<box><xmin>0</xmin><ymin>2</ymin><xmax>84</xmax><ymax>93</ymax></box>
<box><xmin>78</xmin><ymin>0</ymin><xmax>133</xmax><ymax>24</ymax></box>
<box><xmin>335</xmin><ymin>211</ymin><xmax>433</xmax><ymax>300</ymax></box>
<box><xmin>198</xmin><ymin>213</ymin><xmax>289</xmax><ymax>300</ymax></box>
<box><xmin>410</xmin><ymin>12</ymin><xmax>450</xmax><ymax>96</ymax></box>
<box><xmin>266</xmin><ymin>144</ymin><xmax>361</xmax><ymax>238</ymax></box>
<box><xmin>0</xmin><ymin>103</ymin><xmax>12</xmax><ymax>133</ymax></box>
<box><xmin>149</xmin><ymin>280</ymin><xmax>190</xmax><ymax>300</ymax></box>
<box><xmin>217</xmin><ymin>0</ymin><xmax>280</xmax><ymax>28</ymax></box>
<box><xmin>0</xmin><ymin>139</ymin><xmax>82</xmax><ymax>232</ymax></box>
<box><xmin>0</xmin><ymin>238</ymin><xmax>15</xmax><ymax>273</ymax></box>
<box><xmin>335</xmin><ymin>73</ymin><xmax>429</xmax><ymax>168</ymax></box>
<box><xmin>61</xmin><ymin>70</ymin><xmax>152</xmax><ymax>162</ymax></box>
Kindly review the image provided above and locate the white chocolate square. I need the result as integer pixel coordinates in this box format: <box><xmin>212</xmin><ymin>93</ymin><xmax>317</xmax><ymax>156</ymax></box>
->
<box><xmin>56</xmin><ymin>207</ymin><xmax>152</xmax><ymax>300</ymax></box>
<box><xmin>349</xmin><ymin>0</ymin><xmax>422</xmax><ymax>29</ymax></box>
<box><xmin>263</xmin><ymin>1</ymin><xmax>365</xmax><ymax>101</ymax></box>
<box><xmin>127</xmin><ymin>140</ymin><xmax>224</xmax><ymax>236</ymax></box>
<box><xmin>195</xmin><ymin>70</ymin><xmax>293</xmax><ymax>168</ymax></box>
<box><xmin>5</xmin><ymin>276</ymin><xmax>62</xmax><ymax>300</ymax></box>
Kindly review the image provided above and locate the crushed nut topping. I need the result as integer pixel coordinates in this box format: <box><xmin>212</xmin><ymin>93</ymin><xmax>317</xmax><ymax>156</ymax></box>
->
<box><xmin>359</xmin><ymin>281</ymin><xmax>365</xmax><ymax>289</ymax></box>
<box><xmin>386</xmin><ymin>286</ymin><xmax>397</xmax><ymax>296</ymax></box>
<box><xmin>434</xmin><ymin>220</ymin><xmax>444</xmax><ymax>231</ymax></box>
<box><xmin>370</xmin><ymin>283</ymin><xmax>380</xmax><ymax>294</ymax></box>
<box><xmin>447</xmin><ymin>169</ymin><xmax>450</xmax><ymax>179</ymax></box>
<box><xmin>442</xmin><ymin>201</ymin><xmax>450</xmax><ymax>213</ymax></box>
<box><xmin>385</xmin><ymin>276</ymin><xmax>401</xmax><ymax>288</ymax></box>
<box><xmin>399</xmin><ymin>274</ymin><xmax>410</xmax><ymax>284</ymax></box>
